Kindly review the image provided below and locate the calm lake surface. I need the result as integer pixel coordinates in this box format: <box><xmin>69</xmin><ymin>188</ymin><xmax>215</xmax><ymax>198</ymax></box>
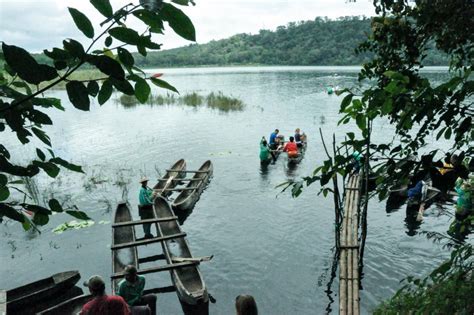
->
<box><xmin>0</xmin><ymin>66</ymin><xmax>463</xmax><ymax>314</ymax></box>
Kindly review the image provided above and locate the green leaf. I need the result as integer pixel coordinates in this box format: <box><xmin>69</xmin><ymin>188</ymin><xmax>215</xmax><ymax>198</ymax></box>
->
<box><xmin>50</xmin><ymin>157</ymin><xmax>84</xmax><ymax>173</ymax></box>
<box><xmin>105</xmin><ymin>36</ymin><xmax>113</xmax><ymax>47</ymax></box>
<box><xmin>98</xmin><ymin>80</ymin><xmax>113</xmax><ymax>105</ymax></box>
<box><xmin>26</xmin><ymin>110</ymin><xmax>53</xmax><ymax>125</ymax></box>
<box><xmin>36</xmin><ymin>148</ymin><xmax>46</xmax><ymax>161</ymax></box>
<box><xmin>356</xmin><ymin>114</ymin><xmax>366</xmax><ymax>131</ymax></box>
<box><xmin>12</xmin><ymin>81</ymin><xmax>32</xmax><ymax>95</ymax></box>
<box><xmin>33</xmin><ymin>213</ymin><xmax>49</xmax><ymax>225</ymax></box>
<box><xmin>0</xmin><ymin>174</ymin><xmax>7</xmax><ymax>188</ymax></box>
<box><xmin>32</xmin><ymin>97</ymin><xmax>64</xmax><ymax>110</ymax></box>
<box><xmin>21</xmin><ymin>203</ymin><xmax>52</xmax><ymax>215</ymax></box>
<box><xmin>0</xmin><ymin>187</ymin><xmax>10</xmax><ymax>202</ymax></box>
<box><xmin>87</xmin><ymin>81</ymin><xmax>100</xmax><ymax>97</ymax></box>
<box><xmin>172</xmin><ymin>0</ymin><xmax>193</xmax><ymax>5</ymax></box>
<box><xmin>33</xmin><ymin>161</ymin><xmax>60</xmax><ymax>178</ymax></box>
<box><xmin>109</xmin><ymin>27</ymin><xmax>141</xmax><ymax>45</ymax></box>
<box><xmin>88</xmin><ymin>55</ymin><xmax>125</xmax><ymax>80</ymax></box>
<box><xmin>66</xmin><ymin>81</ymin><xmax>90</xmax><ymax>111</ymax></box>
<box><xmin>68</xmin><ymin>7</ymin><xmax>95</xmax><ymax>38</ymax></box>
<box><xmin>44</xmin><ymin>48</ymin><xmax>71</xmax><ymax>61</ymax></box>
<box><xmin>48</xmin><ymin>198</ymin><xmax>63</xmax><ymax>212</ymax></box>
<box><xmin>160</xmin><ymin>3</ymin><xmax>196</xmax><ymax>41</ymax></box>
<box><xmin>444</xmin><ymin>127</ymin><xmax>452</xmax><ymax>140</ymax></box>
<box><xmin>110</xmin><ymin>78</ymin><xmax>134</xmax><ymax>95</ymax></box>
<box><xmin>63</xmin><ymin>39</ymin><xmax>85</xmax><ymax>58</ymax></box>
<box><xmin>31</xmin><ymin>127</ymin><xmax>51</xmax><ymax>147</ymax></box>
<box><xmin>0</xmin><ymin>203</ymin><xmax>25</xmax><ymax>223</ymax></box>
<box><xmin>66</xmin><ymin>210</ymin><xmax>92</xmax><ymax>220</ymax></box>
<box><xmin>2</xmin><ymin>43</ymin><xmax>58</xmax><ymax>85</ymax></box>
<box><xmin>90</xmin><ymin>0</ymin><xmax>113</xmax><ymax>18</ymax></box>
<box><xmin>133</xmin><ymin>9</ymin><xmax>164</xmax><ymax>33</ymax></box>
<box><xmin>340</xmin><ymin>93</ymin><xmax>353</xmax><ymax>111</ymax></box>
<box><xmin>150</xmin><ymin>77</ymin><xmax>178</xmax><ymax>93</ymax></box>
<box><xmin>134</xmin><ymin>78</ymin><xmax>151</xmax><ymax>103</ymax></box>
<box><xmin>117</xmin><ymin>48</ymin><xmax>134</xmax><ymax>68</ymax></box>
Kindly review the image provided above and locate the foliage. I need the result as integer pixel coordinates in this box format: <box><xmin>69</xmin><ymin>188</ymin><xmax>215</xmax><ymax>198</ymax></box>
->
<box><xmin>132</xmin><ymin>16</ymin><xmax>449</xmax><ymax>67</ymax></box>
<box><xmin>0</xmin><ymin>0</ymin><xmax>196</xmax><ymax>230</ymax></box>
<box><xmin>373</xmin><ymin>244</ymin><xmax>474</xmax><ymax>315</ymax></box>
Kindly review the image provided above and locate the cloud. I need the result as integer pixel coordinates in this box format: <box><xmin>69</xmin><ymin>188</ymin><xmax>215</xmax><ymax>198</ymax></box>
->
<box><xmin>0</xmin><ymin>0</ymin><xmax>376</xmax><ymax>52</ymax></box>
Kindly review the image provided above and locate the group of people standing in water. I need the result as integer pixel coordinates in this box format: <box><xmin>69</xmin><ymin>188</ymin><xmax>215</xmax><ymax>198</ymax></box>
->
<box><xmin>259</xmin><ymin>128</ymin><xmax>307</xmax><ymax>163</ymax></box>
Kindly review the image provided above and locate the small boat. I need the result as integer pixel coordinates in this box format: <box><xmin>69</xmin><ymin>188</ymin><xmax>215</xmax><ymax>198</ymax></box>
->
<box><xmin>154</xmin><ymin>159</ymin><xmax>187</xmax><ymax>197</ymax></box>
<box><xmin>112</xmin><ymin>203</ymin><xmax>138</xmax><ymax>294</ymax></box>
<box><xmin>154</xmin><ymin>196</ymin><xmax>209</xmax><ymax>314</ymax></box>
<box><xmin>36</xmin><ymin>294</ymin><xmax>92</xmax><ymax>315</ymax></box>
<box><xmin>6</xmin><ymin>271</ymin><xmax>80</xmax><ymax>313</ymax></box>
<box><xmin>172</xmin><ymin>161</ymin><xmax>213</xmax><ymax>212</ymax></box>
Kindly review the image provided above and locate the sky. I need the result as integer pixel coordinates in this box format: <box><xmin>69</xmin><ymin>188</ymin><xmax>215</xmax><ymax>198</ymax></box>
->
<box><xmin>0</xmin><ymin>0</ymin><xmax>376</xmax><ymax>53</ymax></box>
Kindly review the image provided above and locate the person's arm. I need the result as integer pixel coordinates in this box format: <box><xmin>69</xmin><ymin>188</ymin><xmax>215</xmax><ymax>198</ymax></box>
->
<box><xmin>137</xmin><ymin>276</ymin><xmax>146</xmax><ymax>297</ymax></box>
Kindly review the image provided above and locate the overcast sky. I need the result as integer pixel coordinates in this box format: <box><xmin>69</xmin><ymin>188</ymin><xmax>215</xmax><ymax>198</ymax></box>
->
<box><xmin>0</xmin><ymin>0</ymin><xmax>376</xmax><ymax>53</ymax></box>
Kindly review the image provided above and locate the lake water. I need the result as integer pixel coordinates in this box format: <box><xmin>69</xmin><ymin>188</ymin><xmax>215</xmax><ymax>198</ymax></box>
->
<box><xmin>0</xmin><ymin>66</ymin><xmax>462</xmax><ymax>314</ymax></box>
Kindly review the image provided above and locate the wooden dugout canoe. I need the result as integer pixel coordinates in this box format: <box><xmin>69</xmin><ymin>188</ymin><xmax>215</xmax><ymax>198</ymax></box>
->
<box><xmin>153</xmin><ymin>196</ymin><xmax>209</xmax><ymax>314</ymax></box>
<box><xmin>111</xmin><ymin>203</ymin><xmax>138</xmax><ymax>294</ymax></box>
<box><xmin>6</xmin><ymin>271</ymin><xmax>80</xmax><ymax>313</ymax></box>
<box><xmin>154</xmin><ymin>159</ymin><xmax>186</xmax><ymax>197</ymax></box>
<box><xmin>172</xmin><ymin>161</ymin><xmax>213</xmax><ymax>213</ymax></box>
<box><xmin>36</xmin><ymin>294</ymin><xmax>92</xmax><ymax>315</ymax></box>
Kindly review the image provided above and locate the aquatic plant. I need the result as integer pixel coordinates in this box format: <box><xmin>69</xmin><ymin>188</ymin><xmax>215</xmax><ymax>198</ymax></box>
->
<box><xmin>206</xmin><ymin>92</ymin><xmax>244</xmax><ymax>112</ymax></box>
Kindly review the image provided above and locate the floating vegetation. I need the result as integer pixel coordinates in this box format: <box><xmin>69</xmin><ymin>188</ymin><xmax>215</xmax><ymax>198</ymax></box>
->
<box><xmin>117</xmin><ymin>91</ymin><xmax>245</xmax><ymax>112</ymax></box>
<box><xmin>52</xmin><ymin>220</ymin><xmax>95</xmax><ymax>234</ymax></box>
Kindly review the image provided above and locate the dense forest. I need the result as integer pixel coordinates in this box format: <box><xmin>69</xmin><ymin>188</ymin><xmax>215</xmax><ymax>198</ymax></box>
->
<box><xmin>134</xmin><ymin>16</ymin><xmax>449</xmax><ymax>67</ymax></box>
<box><xmin>32</xmin><ymin>17</ymin><xmax>448</xmax><ymax>67</ymax></box>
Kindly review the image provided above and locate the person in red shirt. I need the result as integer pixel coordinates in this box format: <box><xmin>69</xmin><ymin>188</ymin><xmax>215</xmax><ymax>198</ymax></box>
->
<box><xmin>81</xmin><ymin>275</ymin><xmax>130</xmax><ymax>315</ymax></box>
<box><xmin>283</xmin><ymin>136</ymin><xmax>299</xmax><ymax>158</ymax></box>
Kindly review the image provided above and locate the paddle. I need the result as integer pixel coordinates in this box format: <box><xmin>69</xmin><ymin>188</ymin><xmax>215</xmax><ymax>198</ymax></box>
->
<box><xmin>154</xmin><ymin>175</ymin><xmax>175</xmax><ymax>196</ymax></box>
<box><xmin>171</xmin><ymin>255</ymin><xmax>214</xmax><ymax>263</ymax></box>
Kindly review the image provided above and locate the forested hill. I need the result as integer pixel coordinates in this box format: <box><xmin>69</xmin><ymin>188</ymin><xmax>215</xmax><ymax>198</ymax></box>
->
<box><xmin>135</xmin><ymin>16</ymin><xmax>448</xmax><ymax>67</ymax></box>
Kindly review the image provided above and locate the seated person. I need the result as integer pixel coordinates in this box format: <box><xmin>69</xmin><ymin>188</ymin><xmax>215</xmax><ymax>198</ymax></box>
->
<box><xmin>294</xmin><ymin>128</ymin><xmax>303</xmax><ymax>148</ymax></box>
<box><xmin>269</xmin><ymin>129</ymin><xmax>279</xmax><ymax>150</ymax></box>
<box><xmin>283</xmin><ymin>137</ymin><xmax>299</xmax><ymax>158</ymax></box>
<box><xmin>260</xmin><ymin>137</ymin><xmax>276</xmax><ymax>163</ymax></box>
<box><xmin>81</xmin><ymin>275</ymin><xmax>130</xmax><ymax>315</ymax></box>
<box><xmin>117</xmin><ymin>265</ymin><xmax>157</xmax><ymax>315</ymax></box>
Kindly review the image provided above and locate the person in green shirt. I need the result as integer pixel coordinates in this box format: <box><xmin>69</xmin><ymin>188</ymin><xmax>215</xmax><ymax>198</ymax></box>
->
<box><xmin>138</xmin><ymin>177</ymin><xmax>155</xmax><ymax>238</ymax></box>
<box><xmin>117</xmin><ymin>265</ymin><xmax>157</xmax><ymax>315</ymax></box>
<box><xmin>260</xmin><ymin>137</ymin><xmax>276</xmax><ymax>164</ymax></box>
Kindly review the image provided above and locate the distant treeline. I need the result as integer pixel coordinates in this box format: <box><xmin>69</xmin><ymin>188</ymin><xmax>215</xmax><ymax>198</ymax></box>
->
<box><xmin>32</xmin><ymin>17</ymin><xmax>449</xmax><ymax>67</ymax></box>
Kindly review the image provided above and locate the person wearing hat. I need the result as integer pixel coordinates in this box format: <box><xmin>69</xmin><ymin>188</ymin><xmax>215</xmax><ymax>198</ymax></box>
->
<box><xmin>117</xmin><ymin>265</ymin><xmax>157</xmax><ymax>315</ymax></box>
<box><xmin>81</xmin><ymin>275</ymin><xmax>130</xmax><ymax>314</ymax></box>
<box><xmin>139</xmin><ymin>176</ymin><xmax>155</xmax><ymax>239</ymax></box>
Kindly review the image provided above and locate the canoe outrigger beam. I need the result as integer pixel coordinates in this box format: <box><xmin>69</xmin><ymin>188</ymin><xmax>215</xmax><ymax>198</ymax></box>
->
<box><xmin>111</xmin><ymin>232</ymin><xmax>187</xmax><ymax>250</ymax></box>
<box><xmin>156</xmin><ymin>178</ymin><xmax>202</xmax><ymax>181</ymax></box>
<box><xmin>157</xmin><ymin>187</ymin><xmax>198</xmax><ymax>192</ymax></box>
<box><xmin>339</xmin><ymin>245</ymin><xmax>359</xmax><ymax>249</ymax></box>
<box><xmin>111</xmin><ymin>261</ymin><xmax>199</xmax><ymax>279</ymax></box>
<box><xmin>112</xmin><ymin>217</ymin><xmax>178</xmax><ymax>228</ymax></box>
<box><xmin>144</xmin><ymin>286</ymin><xmax>176</xmax><ymax>294</ymax></box>
<box><xmin>138</xmin><ymin>254</ymin><xmax>166</xmax><ymax>263</ymax></box>
<box><xmin>165</xmin><ymin>169</ymin><xmax>210</xmax><ymax>173</ymax></box>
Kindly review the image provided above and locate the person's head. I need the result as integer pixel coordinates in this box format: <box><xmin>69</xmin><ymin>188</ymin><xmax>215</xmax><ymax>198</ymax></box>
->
<box><xmin>289</xmin><ymin>136</ymin><xmax>295</xmax><ymax>142</ymax></box>
<box><xmin>262</xmin><ymin>140</ymin><xmax>268</xmax><ymax>146</ymax></box>
<box><xmin>274</xmin><ymin>129</ymin><xmax>279</xmax><ymax>134</ymax></box>
<box><xmin>139</xmin><ymin>176</ymin><xmax>149</xmax><ymax>187</ymax></box>
<box><xmin>235</xmin><ymin>295</ymin><xmax>258</xmax><ymax>315</ymax></box>
<box><xmin>295</xmin><ymin>128</ymin><xmax>300</xmax><ymax>133</ymax></box>
<box><xmin>84</xmin><ymin>275</ymin><xmax>106</xmax><ymax>296</ymax></box>
<box><xmin>124</xmin><ymin>265</ymin><xmax>138</xmax><ymax>283</ymax></box>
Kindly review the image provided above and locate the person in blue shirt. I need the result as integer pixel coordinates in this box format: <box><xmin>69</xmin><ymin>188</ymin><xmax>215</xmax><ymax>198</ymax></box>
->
<box><xmin>269</xmin><ymin>129</ymin><xmax>279</xmax><ymax>150</ymax></box>
<box><xmin>138</xmin><ymin>177</ymin><xmax>155</xmax><ymax>239</ymax></box>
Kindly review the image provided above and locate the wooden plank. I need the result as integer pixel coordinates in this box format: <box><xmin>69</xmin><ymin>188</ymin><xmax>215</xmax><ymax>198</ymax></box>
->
<box><xmin>144</xmin><ymin>286</ymin><xmax>176</xmax><ymax>294</ymax></box>
<box><xmin>165</xmin><ymin>170</ymin><xmax>209</xmax><ymax>173</ymax></box>
<box><xmin>138</xmin><ymin>254</ymin><xmax>166</xmax><ymax>264</ymax></box>
<box><xmin>112</xmin><ymin>217</ymin><xmax>177</xmax><ymax>228</ymax></box>
<box><xmin>111</xmin><ymin>232</ymin><xmax>186</xmax><ymax>250</ymax></box>
<box><xmin>111</xmin><ymin>261</ymin><xmax>199</xmax><ymax>279</ymax></box>
<box><xmin>157</xmin><ymin>187</ymin><xmax>198</xmax><ymax>192</ymax></box>
<box><xmin>156</xmin><ymin>178</ymin><xmax>202</xmax><ymax>182</ymax></box>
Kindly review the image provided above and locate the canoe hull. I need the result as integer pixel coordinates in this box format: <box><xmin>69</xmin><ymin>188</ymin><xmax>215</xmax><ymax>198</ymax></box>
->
<box><xmin>154</xmin><ymin>159</ymin><xmax>186</xmax><ymax>197</ymax></box>
<box><xmin>154</xmin><ymin>197</ymin><xmax>209</xmax><ymax>314</ymax></box>
<box><xmin>172</xmin><ymin>161</ymin><xmax>213</xmax><ymax>213</ymax></box>
<box><xmin>36</xmin><ymin>294</ymin><xmax>92</xmax><ymax>315</ymax></box>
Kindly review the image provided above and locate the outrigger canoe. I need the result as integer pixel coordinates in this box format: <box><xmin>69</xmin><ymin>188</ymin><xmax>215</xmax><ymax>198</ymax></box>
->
<box><xmin>172</xmin><ymin>160</ymin><xmax>213</xmax><ymax>212</ymax></box>
<box><xmin>111</xmin><ymin>203</ymin><xmax>138</xmax><ymax>294</ymax></box>
<box><xmin>6</xmin><ymin>271</ymin><xmax>80</xmax><ymax>313</ymax></box>
<box><xmin>154</xmin><ymin>159</ymin><xmax>186</xmax><ymax>197</ymax></box>
<box><xmin>154</xmin><ymin>196</ymin><xmax>209</xmax><ymax>314</ymax></box>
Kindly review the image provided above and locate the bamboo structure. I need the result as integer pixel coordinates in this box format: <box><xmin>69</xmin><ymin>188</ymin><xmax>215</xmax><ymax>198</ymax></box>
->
<box><xmin>339</xmin><ymin>174</ymin><xmax>360</xmax><ymax>315</ymax></box>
